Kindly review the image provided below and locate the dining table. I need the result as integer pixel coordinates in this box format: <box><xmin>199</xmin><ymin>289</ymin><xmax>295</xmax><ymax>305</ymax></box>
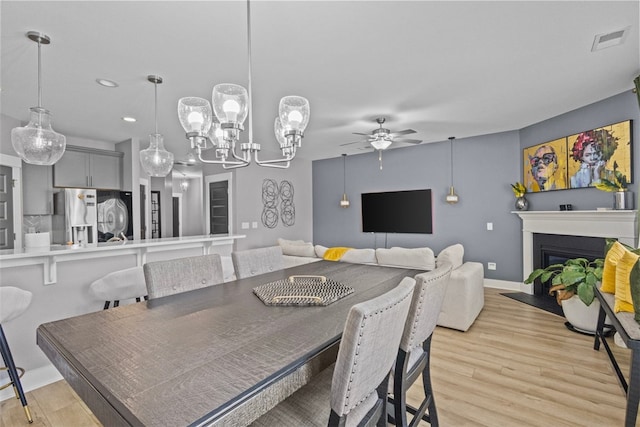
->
<box><xmin>36</xmin><ymin>260</ymin><xmax>422</xmax><ymax>427</ymax></box>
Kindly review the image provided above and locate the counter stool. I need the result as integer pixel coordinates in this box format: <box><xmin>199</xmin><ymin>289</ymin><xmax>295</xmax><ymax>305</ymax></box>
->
<box><xmin>0</xmin><ymin>286</ymin><xmax>34</xmax><ymax>423</ymax></box>
<box><xmin>90</xmin><ymin>266</ymin><xmax>148</xmax><ymax>309</ymax></box>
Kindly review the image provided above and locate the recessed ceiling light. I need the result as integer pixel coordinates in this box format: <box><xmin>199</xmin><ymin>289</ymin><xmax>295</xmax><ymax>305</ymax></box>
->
<box><xmin>122</xmin><ymin>116</ymin><xmax>136</xmax><ymax>123</ymax></box>
<box><xmin>96</xmin><ymin>78</ymin><xmax>119</xmax><ymax>88</ymax></box>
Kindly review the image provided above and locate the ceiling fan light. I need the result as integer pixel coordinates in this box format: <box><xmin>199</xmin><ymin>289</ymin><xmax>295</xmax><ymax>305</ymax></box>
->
<box><xmin>212</xmin><ymin>83</ymin><xmax>248</xmax><ymax>125</ymax></box>
<box><xmin>279</xmin><ymin>96</ymin><xmax>310</xmax><ymax>133</ymax></box>
<box><xmin>371</xmin><ymin>139</ymin><xmax>392</xmax><ymax>150</ymax></box>
<box><xmin>178</xmin><ymin>97</ymin><xmax>213</xmax><ymax>134</ymax></box>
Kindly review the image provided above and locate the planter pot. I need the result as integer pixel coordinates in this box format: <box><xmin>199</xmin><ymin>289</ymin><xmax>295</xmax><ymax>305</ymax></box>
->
<box><xmin>515</xmin><ymin>196</ymin><xmax>529</xmax><ymax>211</ymax></box>
<box><xmin>561</xmin><ymin>295</ymin><xmax>602</xmax><ymax>334</ymax></box>
<box><xmin>613</xmin><ymin>190</ymin><xmax>634</xmax><ymax>210</ymax></box>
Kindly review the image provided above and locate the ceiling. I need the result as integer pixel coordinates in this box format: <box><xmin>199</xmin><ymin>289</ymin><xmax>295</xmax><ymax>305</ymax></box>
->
<box><xmin>2</xmin><ymin>1</ymin><xmax>639</xmax><ymax>173</ymax></box>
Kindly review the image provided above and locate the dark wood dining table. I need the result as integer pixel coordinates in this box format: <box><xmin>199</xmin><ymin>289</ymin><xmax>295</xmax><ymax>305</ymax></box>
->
<box><xmin>37</xmin><ymin>260</ymin><xmax>422</xmax><ymax>426</ymax></box>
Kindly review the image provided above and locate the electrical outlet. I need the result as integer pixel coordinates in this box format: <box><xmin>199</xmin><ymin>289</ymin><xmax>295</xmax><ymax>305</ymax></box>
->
<box><xmin>487</xmin><ymin>222</ymin><xmax>493</xmax><ymax>231</ymax></box>
<box><xmin>488</xmin><ymin>262</ymin><xmax>496</xmax><ymax>270</ymax></box>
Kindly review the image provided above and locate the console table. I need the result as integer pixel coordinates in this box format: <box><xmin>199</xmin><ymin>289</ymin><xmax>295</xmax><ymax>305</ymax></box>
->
<box><xmin>593</xmin><ymin>286</ymin><xmax>640</xmax><ymax>427</ymax></box>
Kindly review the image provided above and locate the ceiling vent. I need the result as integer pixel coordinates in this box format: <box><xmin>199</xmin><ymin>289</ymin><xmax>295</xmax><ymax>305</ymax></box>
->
<box><xmin>591</xmin><ymin>26</ymin><xmax>630</xmax><ymax>51</ymax></box>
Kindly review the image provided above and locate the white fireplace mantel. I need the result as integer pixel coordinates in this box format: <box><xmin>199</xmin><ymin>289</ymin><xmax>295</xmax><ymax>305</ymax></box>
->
<box><xmin>514</xmin><ymin>210</ymin><xmax>638</xmax><ymax>293</ymax></box>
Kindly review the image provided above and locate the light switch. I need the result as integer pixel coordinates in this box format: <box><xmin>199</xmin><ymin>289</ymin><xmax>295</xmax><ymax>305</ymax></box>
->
<box><xmin>251</xmin><ymin>222</ymin><xmax>258</xmax><ymax>229</ymax></box>
<box><xmin>486</xmin><ymin>222</ymin><xmax>493</xmax><ymax>231</ymax></box>
<box><xmin>241</xmin><ymin>222</ymin><xmax>249</xmax><ymax>229</ymax></box>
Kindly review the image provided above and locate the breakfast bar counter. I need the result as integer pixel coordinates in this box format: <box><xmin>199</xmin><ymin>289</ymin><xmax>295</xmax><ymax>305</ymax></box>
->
<box><xmin>0</xmin><ymin>234</ymin><xmax>244</xmax><ymax>400</ymax></box>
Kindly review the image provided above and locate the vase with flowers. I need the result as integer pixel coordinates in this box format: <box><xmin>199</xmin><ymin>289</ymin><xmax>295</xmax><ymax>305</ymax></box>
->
<box><xmin>594</xmin><ymin>161</ymin><xmax>633</xmax><ymax>210</ymax></box>
<box><xmin>511</xmin><ymin>182</ymin><xmax>528</xmax><ymax>211</ymax></box>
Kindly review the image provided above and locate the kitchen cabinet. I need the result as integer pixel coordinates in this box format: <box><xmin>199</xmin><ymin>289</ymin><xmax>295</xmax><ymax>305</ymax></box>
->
<box><xmin>53</xmin><ymin>146</ymin><xmax>123</xmax><ymax>189</ymax></box>
<box><xmin>22</xmin><ymin>163</ymin><xmax>53</xmax><ymax>215</ymax></box>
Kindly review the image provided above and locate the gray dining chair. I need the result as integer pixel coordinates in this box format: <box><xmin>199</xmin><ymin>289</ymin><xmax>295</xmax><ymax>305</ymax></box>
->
<box><xmin>388</xmin><ymin>263</ymin><xmax>452</xmax><ymax>427</ymax></box>
<box><xmin>251</xmin><ymin>276</ymin><xmax>416</xmax><ymax>427</ymax></box>
<box><xmin>89</xmin><ymin>266</ymin><xmax>148</xmax><ymax>309</ymax></box>
<box><xmin>143</xmin><ymin>254</ymin><xmax>224</xmax><ymax>299</ymax></box>
<box><xmin>231</xmin><ymin>246</ymin><xmax>284</xmax><ymax>279</ymax></box>
<box><xmin>0</xmin><ymin>286</ymin><xmax>33</xmax><ymax>423</ymax></box>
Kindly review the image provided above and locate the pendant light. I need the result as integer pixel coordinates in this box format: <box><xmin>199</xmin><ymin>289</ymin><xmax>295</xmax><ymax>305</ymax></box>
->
<box><xmin>140</xmin><ymin>75</ymin><xmax>174</xmax><ymax>177</ymax></box>
<box><xmin>11</xmin><ymin>31</ymin><xmax>66</xmax><ymax>165</ymax></box>
<box><xmin>446</xmin><ymin>136</ymin><xmax>460</xmax><ymax>204</ymax></box>
<box><xmin>340</xmin><ymin>154</ymin><xmax>350</xmax><ymax>208</ymax></box>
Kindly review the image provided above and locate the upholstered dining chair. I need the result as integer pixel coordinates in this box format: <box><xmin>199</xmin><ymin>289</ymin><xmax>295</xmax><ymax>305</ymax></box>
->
<box><xmin>143</xmin><ymin>254</ymin><xmax>224</xmax><ymax>299</ymax></box>
<box><xmin>0</xmin><ymin>286</ymin><xmax>34</xmax><ymax>423</ymax></box>
<box><xmin>89</xmin><ymin>266</ymin><xmax>148</xmax><ymax>309</ymax></box>
<box><xmin>388</xmin><ymin>263</ymin><xmax>452</xmax><ymax>427</ymax></box>
<box><xmin>231</xmin><ymin>246</ymin><xmax>284</xmax><ymax>279</ymax></box>
<box><xmin>251</xmin><ymin>276</ymin><xmax>416</xmax><ymax>427</ymax></box>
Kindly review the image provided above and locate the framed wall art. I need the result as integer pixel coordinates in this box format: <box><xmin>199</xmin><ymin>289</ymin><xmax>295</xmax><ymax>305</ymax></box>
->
<box><xmin>523</xmin><ymin>119</ymin><xmax>633</xmax><ymax>193</ymax></box>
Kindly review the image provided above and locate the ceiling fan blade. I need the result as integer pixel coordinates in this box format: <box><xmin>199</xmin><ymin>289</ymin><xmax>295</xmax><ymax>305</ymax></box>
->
<box><xmin>394</xmin><ymin>138</ymin><xmax>422</xmax><ymax>144</ymax></box>
<box><xmin>388</xmin><ymin>129</ymin><xmax>416</xmax><ymax>137</ymax></box>
<box><xmin>340</xmin><ymin>140</ymin><xmax>367</xmax><ymax>146</ymax></box>
<box><xmin>352</xmin><ymin>132</ymin><xmax>372</xmax><ymax>136</ymax></box>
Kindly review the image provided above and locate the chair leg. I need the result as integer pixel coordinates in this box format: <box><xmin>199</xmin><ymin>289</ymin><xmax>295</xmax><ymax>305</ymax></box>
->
<box><xmin>103</xmin><ymin>301</ymin><xmax>111</xmax><ymax>310</ymax></box>
<box><xmin>421</xmin><ymin>337</ymin><xmax>438</xmax><ymax>426</ymax></box>
<box><xmin>391</xmin><ymin>349</ymin><xmax>410</xmax><ymax>427</ymax></box>
<box><xmin>0</xmin><ymin>325</ymin><xmax>33</xmax><ymax>423</ymax></box>
<box><xmin>114</xmin><ymin>300</ymin><xmax>120</xmax><ymax>308</ymax></box>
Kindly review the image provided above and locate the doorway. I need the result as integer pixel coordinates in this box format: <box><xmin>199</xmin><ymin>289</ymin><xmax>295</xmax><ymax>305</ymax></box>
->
<box><xmin>139</xmin><ymin>183</ymin><xmax>147</xmax><ymax>240</ymax></box>
<box><xmin>205</xmin><ymin>172</ymin><xmax>233</xmax><ymax>236</ymax></box>
<box><xmin>151</xmin><ymin>190</ymin><xmax>161</xmax><ymax>238</ymax></box>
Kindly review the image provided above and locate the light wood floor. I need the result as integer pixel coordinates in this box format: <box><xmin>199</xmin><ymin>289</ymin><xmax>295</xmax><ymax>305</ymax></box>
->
<box><xmin>1</xmin><ymin>288</ymin><xmax>635</xmax><ymax>426</ymax></box>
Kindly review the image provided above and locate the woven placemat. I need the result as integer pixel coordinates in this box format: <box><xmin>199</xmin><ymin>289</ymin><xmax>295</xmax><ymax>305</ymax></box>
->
<box><xmin>253</xmin><ymin>276</ymin><xmax>354</xmax><ymax>306</ymax></box>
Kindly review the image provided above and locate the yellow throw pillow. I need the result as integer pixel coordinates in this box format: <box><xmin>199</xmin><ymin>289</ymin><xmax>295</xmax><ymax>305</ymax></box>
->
<box><xmin>614</xmin><ymin>249</ymin><xmax>639</xmax><ymax>313</ymax></box>
<box><xmin>323</xmin><ymin>247</ymin><xmax>352</xmax><ymax>261</ymax></box>
<box><xmin>602</xmin><ymin>241</ymin><xmax>627</xmax><ymax>293</ymax></box>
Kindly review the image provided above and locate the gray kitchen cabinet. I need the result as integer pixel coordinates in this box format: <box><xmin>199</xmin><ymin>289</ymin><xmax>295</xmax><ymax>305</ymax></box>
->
<box><xmin>22</xmin><ymin>163</ymin><xmax>53</xmax><ymax>215</ymax></box>
<box><xmin>53</xmin><ymin>146</ymin><xmax>123</xmax><ymax>189</ymax></box>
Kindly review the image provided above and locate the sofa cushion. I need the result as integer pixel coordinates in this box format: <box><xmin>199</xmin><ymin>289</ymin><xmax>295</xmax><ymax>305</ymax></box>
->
<box><xmin>315</xmin><ymin>245</ymin><xmax>328</xmax><ymax>258</ymax></box>
<box><xmin>340</xmin><ymin>248</ymin><xmax>377</xmax><ymax>264</ymax></box>
<box><xmin>436</xmin><ymin>244</ymin><xmax>464</xmax><ymax>269</ymax></box>
<box><xmin>375</xmin><ymin>247</ymin><xmax>435</xmax><ymax>270</ymax></box>
<box><xmin>277</xmin><ymin>238</ymin><xmax>316</xmax><ymax>258</ymax></box>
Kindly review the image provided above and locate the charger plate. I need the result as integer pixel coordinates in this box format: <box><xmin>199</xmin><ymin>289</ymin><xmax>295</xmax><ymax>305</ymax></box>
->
<box><xmin>253</xmin><ymin>275</ymin><xmax>354</xmax><ymax>306</ymax></box>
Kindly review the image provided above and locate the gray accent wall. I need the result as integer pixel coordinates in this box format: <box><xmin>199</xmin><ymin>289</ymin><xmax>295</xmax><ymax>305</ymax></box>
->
<box><xmin>313</xmin><ymin>90</ymin><xmax>640</xmax><ymax>282</ymax></box>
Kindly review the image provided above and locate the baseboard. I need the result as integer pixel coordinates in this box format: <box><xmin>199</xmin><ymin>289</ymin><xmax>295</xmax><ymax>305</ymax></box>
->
<box><xmin>0</xmin><ymin>363</ymin><xmax>62</xmax><ymax>402</ymax></box>
<box><xmin>484</xmin><ymin>278</ymin><xmax>531</xmax><ymax>293</ymax></box>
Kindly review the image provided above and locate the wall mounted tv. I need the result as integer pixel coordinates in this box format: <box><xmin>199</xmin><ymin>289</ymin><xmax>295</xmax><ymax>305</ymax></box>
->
<box><xmin>361</xmin><ymin>189</ymin><xmax>433</xmax><ymax>234</ymax></box>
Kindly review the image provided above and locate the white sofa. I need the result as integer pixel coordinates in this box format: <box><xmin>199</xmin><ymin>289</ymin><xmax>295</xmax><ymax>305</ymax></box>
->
<box><xmin>275</xmin><ymin>239</ymin><xmax>484</xmax><ymax>332</ymax></box>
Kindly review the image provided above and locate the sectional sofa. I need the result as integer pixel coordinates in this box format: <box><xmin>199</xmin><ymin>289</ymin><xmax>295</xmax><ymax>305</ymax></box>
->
<box><xmin>274</xmin><ymin>239</ymin><xmax>485</xmax><ymax>332</ymax></box>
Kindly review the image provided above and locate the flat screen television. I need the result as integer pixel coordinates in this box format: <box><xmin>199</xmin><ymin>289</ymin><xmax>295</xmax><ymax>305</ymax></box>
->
<box><xmin>361</xmin><ymin>189</ymin><xmax>433</xmax><ymax>234</ymax></box>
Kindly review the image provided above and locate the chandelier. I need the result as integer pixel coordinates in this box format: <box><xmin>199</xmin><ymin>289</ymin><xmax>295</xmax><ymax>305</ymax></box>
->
<box><xmin>140</xmin><ymin>75</ymin><xmax>174</xmax><ymax>177</ymax></box>
<box><xmin>177</xmin><ymin>0</ymin><xmax>310</xmax><ymax>169</ymax></box>
<box><xmin>11</xmin><ymin>31</ymin><xmax>66</xmax><ymax>165</ymax></box>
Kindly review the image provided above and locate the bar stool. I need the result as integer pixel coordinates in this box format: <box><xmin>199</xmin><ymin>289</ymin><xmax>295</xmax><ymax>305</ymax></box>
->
<box><xmin>89</xmin><ymin>266</ymin><xmax>148</xmax><ymax>309</ymax></box>
<box><xmin>0</xmin><ymin>286</ymin><xmax>34</xmax><ymax>423</ymax></box>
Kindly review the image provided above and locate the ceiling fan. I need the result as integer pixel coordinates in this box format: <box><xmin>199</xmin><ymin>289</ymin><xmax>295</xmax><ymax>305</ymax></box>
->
<box><xmin>341</xmin><ymin>117</ymin><xmax>422</xmax><ymax>169</ymax></box>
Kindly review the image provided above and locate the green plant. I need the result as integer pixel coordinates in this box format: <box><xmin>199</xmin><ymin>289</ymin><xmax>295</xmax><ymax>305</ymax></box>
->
<box><xmin>595</xmin><ymin>161</ymin><xmax>628</xmax><ymax>192</ymax></box>
<box><xmin>510</xmin><ymin>182</ymin><xmax>527</xmax><ymax>198</ymax></box>
<box><xmin>524</xmin><ymin>257</ymin><xmax>604</xmax><ymax>306</ymax></box>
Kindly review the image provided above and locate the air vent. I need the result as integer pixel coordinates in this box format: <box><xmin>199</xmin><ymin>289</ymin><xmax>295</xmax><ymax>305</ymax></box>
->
<box><xmin>591</xmin><ymin>26</ymin><xmax>630</xmax><ymax>51</ymax></box>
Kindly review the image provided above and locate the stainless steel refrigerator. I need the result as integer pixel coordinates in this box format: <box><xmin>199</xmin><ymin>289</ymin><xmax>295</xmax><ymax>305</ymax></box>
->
<box><xmin>52</xmin><ymin>188</ymin><xmax>98</xmax><ymax>246</ymax></box>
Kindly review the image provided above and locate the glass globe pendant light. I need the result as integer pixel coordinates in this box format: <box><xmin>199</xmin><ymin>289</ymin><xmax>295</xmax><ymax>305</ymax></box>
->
<box><xmin>140</xmin><ymin>75</ymin><xmax>174</xmax><ymax>177</ymax></box>
<box><xmin>11</xmin><ymin>31</ymin><xmax>66</xmax><ymax>165</ymax></box>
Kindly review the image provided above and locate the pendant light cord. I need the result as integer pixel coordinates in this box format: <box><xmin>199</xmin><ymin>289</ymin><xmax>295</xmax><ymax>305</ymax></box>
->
<box><xmin>246</xmin><ymin>0</ymin><xmax>253</xmax><ymax>145</ymax></box>
<box><xmin>343</xmin><ymin>155</ymin><xmax>347</xmax><ymax>193</ymax></box>
<box><xmin>449</xmin><ymin>137</ymin><xmax>454</xmax><ymax>187</ymax></box>
<box><xmin>154</xmin><ymin>80</ymin><xmax>158</xmax><ymax>135</ymax></box>
<box><xmin>37</xmin><ymin>38</ymin><xmax>42</xmax><ymax>108</ymax></box>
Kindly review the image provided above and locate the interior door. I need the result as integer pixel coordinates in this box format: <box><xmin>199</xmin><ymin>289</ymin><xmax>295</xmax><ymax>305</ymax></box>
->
<box><xmin>151</xmin><ymin>191</ymin><xmax>161</xmax><ymax>238</ymax></box>
<box><xmin>0</xmin><ymin>165</ymin><xmax>15</xmax><ymax>249</ymax></box>
<box><xmin>139</xmin><ymin>184</ymin><xmax>147</xmax><ymax>240</ymax></box>
<box><xmin>209</xmin><ymin>180</ymin><xmax>228</xmax><ymax>235</ymax></box>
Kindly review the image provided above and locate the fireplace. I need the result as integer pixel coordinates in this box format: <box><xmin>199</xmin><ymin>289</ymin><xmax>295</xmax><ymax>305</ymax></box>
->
<box><xmin>515</xmin><ymin>210</ymin><xmax>637</xmax><ymax>295</ymax></box>
<box><xmin>532</xmin><ymin>233</ymin><xmax>605</xmax><ymax>296</ymax></box>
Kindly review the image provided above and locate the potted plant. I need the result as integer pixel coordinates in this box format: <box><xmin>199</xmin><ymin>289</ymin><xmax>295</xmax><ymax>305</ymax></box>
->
<box><xmin>524</xmin><ymin>257</ymin><xmax>604</xmax><ymax>333</ymax></box>
<box><xmin>595</xmin><ymin>161</ymin><xmax>632</xmax><ymax>210</ymax></box>
<box><xmin>511</xmin><ymin>182</ymin><xmax>528</xmax><ymax>211</ymax></box>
